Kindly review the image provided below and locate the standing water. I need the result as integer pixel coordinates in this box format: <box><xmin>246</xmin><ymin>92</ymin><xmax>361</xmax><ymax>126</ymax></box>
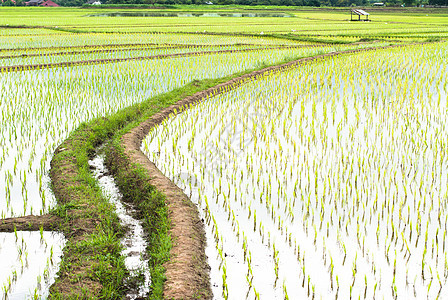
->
<box><xmin>0</xmin><ymin>231</ymin><xmax>65</xmax><ymax>299</ymax></box>
<box><xmin>88</xmin><ymin>150</ymin><xmax>151</xmax><ymax>299</ymax></box>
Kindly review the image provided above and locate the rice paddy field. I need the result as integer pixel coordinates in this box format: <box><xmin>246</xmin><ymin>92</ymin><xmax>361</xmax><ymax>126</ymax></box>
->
<box><xmin>143</xmin><ymin>42</ymin><xmax>448</xmax><ymax>299</ymax></box>
<box><xmin>0</xmin><ymin>6</ymin><xmax>447</xmax><ymax>299</ymax></box>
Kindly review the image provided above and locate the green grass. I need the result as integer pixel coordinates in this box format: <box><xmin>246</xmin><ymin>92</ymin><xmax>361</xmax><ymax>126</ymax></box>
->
<box><xmin>49</xmin><ymin>120</ymin><xmax>127</xmax><ymax>299</ymax></box>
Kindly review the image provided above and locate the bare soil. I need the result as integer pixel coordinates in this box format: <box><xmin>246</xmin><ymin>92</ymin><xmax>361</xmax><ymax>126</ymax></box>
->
<box><xmin>121</xmin><ymin>121</ymin><xmax>212</xmax><ymax>299</ymax></box>
<box><xmin>0</xmin><ymin>214</ymin><xmax>61</xmax><ymax>232</ymax></box>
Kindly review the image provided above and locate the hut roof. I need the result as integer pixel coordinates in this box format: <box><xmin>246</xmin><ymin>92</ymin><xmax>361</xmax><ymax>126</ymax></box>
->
<box><xmin>351</xmin><ymin>9</ymin><xmax>370</xmax><ymax>16</ymax></box>
<box><xmin>40</xmin><ymin>0</ymin><xmax>59</xmax><ymax>6</ymax></box>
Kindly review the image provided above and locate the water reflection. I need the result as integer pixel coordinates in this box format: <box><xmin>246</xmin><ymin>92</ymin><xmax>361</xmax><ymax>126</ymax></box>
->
<box><xmin>0</xmin><ymin>231</ymin><xmax>65</xmax><ymax>300</ymax></box>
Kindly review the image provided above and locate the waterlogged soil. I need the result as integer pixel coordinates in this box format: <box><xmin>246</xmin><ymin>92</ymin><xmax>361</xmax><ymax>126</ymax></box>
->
<box><xmin>0</xmin><ymin>43</ymin><xmax>414</xmax><ymax>299</ymax></box>
<box><xmin>0</xmin><ymin>45</ymin><xmax>258</xmax><ymax>68</ymax></box>
<box><xmin>0</xmin><ymin>43</ymin><xmax>257</xmax><ymax>60</ymax></box>
<box><xmin>88</xmin><ymin>151</ymin><xmax>151</xmax><ymax>300</ymax></box>
<box><xmin>121</xmin><ymin>122</ymin><xmax>212</xmax><ymax>299</ymax></box>
<box><xmin>0</xmin><ymin>42</ymin><xmax>161</xmax><ymax>54</ymax></box>
<box><xmin>141</xmin><ymin>42</ymin><xmax>445</xmax><ymax>299</ymax></box>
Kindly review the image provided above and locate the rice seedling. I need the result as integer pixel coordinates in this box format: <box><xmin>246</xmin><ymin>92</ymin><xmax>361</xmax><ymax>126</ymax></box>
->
<box><xmin>0</xmin><ymin>44</ymin><xmax>255</xmax><ymax>67</ymax></box>
<box><xmin>4</xmin><ymin>8</ymin><xmax>447</xmax><ymax>298</ymax></box>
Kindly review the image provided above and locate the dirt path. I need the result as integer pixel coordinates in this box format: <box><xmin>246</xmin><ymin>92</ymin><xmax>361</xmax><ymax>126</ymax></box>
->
<box><xmin>0</xmin><ymin>214</ymin><xmax>61</xmax><ymax>232</ymax></box>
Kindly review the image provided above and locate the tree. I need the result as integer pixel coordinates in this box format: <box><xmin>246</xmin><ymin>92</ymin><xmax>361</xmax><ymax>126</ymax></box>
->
<box><xmin>1</xmin><ymin>0</ymin><xmax>15</xmax><ymax>6</ymax></box>
<box><xmin>216</xmin><ymin>0</ymin><xmax>234</xmax><ymax>4</ymax></box>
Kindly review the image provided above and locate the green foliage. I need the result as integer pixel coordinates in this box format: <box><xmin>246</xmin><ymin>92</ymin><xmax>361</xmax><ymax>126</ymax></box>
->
<box><xmin>429</xmin><ymin>0</ymin><xmax>448</xmax><ymax>5</ymax></box>
<box><xmin>402</xmin><ymin>0</ymin><xmax>414</xmax><ymax>6</ymax></box>
<box><xmin>48</xmin><ymin>113</ymin><xmax>129</xmax><ymax>299</ymax></box>
<box><xmin>54</xmin><ymin>0</ymin><xmax>84</xmax><ymax>6</ymax></box>
<box><xmin>49</xmin><ymin>203</ymin><xmax>80</xmax><ymax>219</ymax></box>
<box><xmin>1</xmin><ymin>0</ymin><xmax>15</xmax><ymax>6</ymax></box>
<box><xmin>81</xmin><ymin>3</ymin><xmax>174</xmax><ymax>6</ymax></box>
<box><xmin>106</xmin><ymin>148</ymin><xmax>172</xmax><ymax>299</ymax></box>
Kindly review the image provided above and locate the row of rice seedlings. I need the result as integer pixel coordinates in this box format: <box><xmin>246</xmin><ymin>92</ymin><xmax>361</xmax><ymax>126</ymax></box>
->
<box><xmin>317</xmin><ymin>27</ymin><xmax>448</xmax><ymax>38</ymax></box>
<box><xmin>0</xmin><ymin>231</ymin><xmax>65</xmax><ymax>299</ymax></box>
<box><xmin>0</xmin><ymin>31</ymin><xmax>304</xmax><ymax>51</ymax></box>
<box><xmin>0</xmin><ymin>42</ymin><xmax>266</xmax><ymax>61</ymax></box>
<box><xmin>0</xmin><ymin>43</ymin><xmax>165</xmax><ymax>58</ymax></box>
<box><xmin>80</xmin><ymin>18</ymin><xmax>444</xmax><ymax>39</ymax></box>
<box><xmin>142</xmin><ymin>42</ymin><xmax>448</xmax><ymax>299</ymax></box>
<box><xmin>0</xmin><ymin>28</ymin><xmax>61</xmax><ymax>36</ymax></box>
<box><xmin>86</xmin><ymin>24</ymin><xmax>355</xmax><ymax>38</ymax></box>
<box><xmin>0</xmin><ymin>42</ymin><xmax>173</xmax><ymax>56</ymax></box>
<box><xmin>393</xmin><ymin>32</ymin><xmax>448</xmax><ymax>39</ymax></box>
<box><xmin>0</xmin><ymin>44</ymin><xmax>258</xmax><ymax>68</ymax></box>
<box><xmin>271</xmin><ymin>20</ymin><xmax>427</xmax><ymax>32</ymax></box>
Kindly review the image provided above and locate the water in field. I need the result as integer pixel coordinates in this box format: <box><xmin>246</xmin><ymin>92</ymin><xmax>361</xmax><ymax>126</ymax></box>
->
<box><xmin>87</xmin><ymin>12</ymin><xmax>292</xmax><ymax>18</ymax></box>
<box><xmin>0</xmin><ymin>44</ymin><xmax>251</xmax><ymax>68</ymax></box>
<box><xmin>89</xmin><ymin>151</ymin><xmax>151</xmax><ymax>299</ymax></box>
<box><xmin>0</xmin><ymin>44</ymin><xmax>359</xmax><ymax>220</ymax></box>
<box><xmin>0</xmin><ymin>231</ymin><xmax>65</xmax><ymax>300</ymax></box>
<box><xmin>143</xmin><ymin>42</ymin><xmax>448</xmax><ymax>299</ymax></box>
<box><xmin>0</xmin><ymin>35</ymin><xmax>368</xmax><ymax>300</ymax></box>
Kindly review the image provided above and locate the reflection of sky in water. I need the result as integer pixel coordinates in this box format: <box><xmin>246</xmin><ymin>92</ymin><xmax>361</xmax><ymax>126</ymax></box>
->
<box><xmin>0</xmin><ymin>45</ymin><xmax>344</xmax><ymax>220</ymax></box>
<box><xmin>0</xmin><ymin>45</ymin><xmax>247</xmax><ymax>67</ymax></box>
<box><xmin>143</xmin><ymin>43</ymin><xmax>448</xmax><ymax>299</ymax></box>
<box><xmin>0</xmin><ymin>43</ymin><xmax>349</xmax><ymax>300</ymax></box>
<box><xmin>89</xmin><ymin>153</ymin><xmax>151</xmax><ymax>299</ymax></box>
<box><xmin>0</xmin><ymin>231</ymin><xmax>65</xmax><ymax>300</ymax></box>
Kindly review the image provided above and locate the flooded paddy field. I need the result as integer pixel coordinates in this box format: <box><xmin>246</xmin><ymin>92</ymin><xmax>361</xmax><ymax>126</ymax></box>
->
<box><xmin>1</xmin><ymin>6</ymin><xmax>447</xmax><ymax>299</ymax></box>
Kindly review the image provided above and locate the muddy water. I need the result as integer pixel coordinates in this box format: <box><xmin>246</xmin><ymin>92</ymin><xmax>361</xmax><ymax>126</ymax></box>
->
<box><xmin>0</xmin><ymin>231</ymin><xmax>65</xmax><ymax>299</ymax></box>
<box><xmin>88</xmin><ymin>151</ymin><xmax>150</xmax><ymax>299</ymax></box>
